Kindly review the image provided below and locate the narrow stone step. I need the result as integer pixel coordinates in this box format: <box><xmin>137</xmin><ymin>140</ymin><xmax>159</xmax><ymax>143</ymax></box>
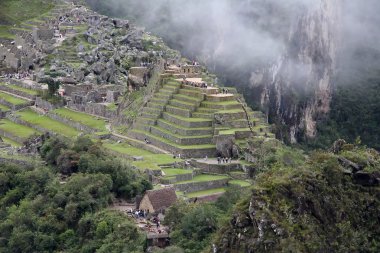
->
<box><xmin>157</xmin><ymin>119</ymin><xmax>213</xmax><ymax>136</ymax></box>
<box><xmin>192</xmin><ymin>112</ymin><xmax>214</xmax><ymax>119</ymax></box>
<box><xmin>165</xmin><ymin>105</ymin><xmax>192</xmax><ymax>118</ymax></box>
<box><xmin>151</xmin><ymin>126</ymin><xmax>214</xmax><ymax>145</ymax></box>
<box><xmin>142</xmin><ymin>107</ymin><xmax>161</xmax><ymax>115</ymax></box>
<box><xmin>169</xmin><ymin>99</ymin><xmax>198</xmax><ymax>111</ymax></box>
<box><xmin>147</xmin><ymin>102</ymin><xmax>166</xmax><ymax>110</ymax></box>
<box><xmin>135</xmin><ymin>117</ymin><xmax>156</xmax><ymax>125</ymax></box>
<box><xmin>141</xmin><ymin>112</ymin><xmax>160</xmax><ymax>119</ymax></box>
<box><xmin>162</xmin><ymin>112</ymin><xmax>212</xmax><ymax>128</ymax></box>
<box><xmin>178</xmin><ymin>89</ymin><xmax>204</xmax><ymax>99</ymax></box>
<box><xmin>173</xmin><ymin>94</ymin><xmax>203</xmax><ymax>104</ymax></box>
<box><xmin>128</xmin><ymin>130</ymin><xmax>217</xmax><ymax>158</ymax></box>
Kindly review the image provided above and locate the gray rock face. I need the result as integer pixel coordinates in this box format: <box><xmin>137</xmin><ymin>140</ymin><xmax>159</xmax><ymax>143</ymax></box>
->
<box><xmin>257</xmin><ymin>0</ymin><xmax>341</xmax><ymax>143</ymax></box>
<box><xmin>215</xmin><ymin>136</ymin><xmax>239</xmax><ymax>158</ymax></box>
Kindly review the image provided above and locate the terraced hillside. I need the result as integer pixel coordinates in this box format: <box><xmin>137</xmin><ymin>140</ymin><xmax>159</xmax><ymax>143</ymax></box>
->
<box><xmin>128</xmin><ymin>77</ymin><xmax>274</xmax><ymax>158</ymax></box>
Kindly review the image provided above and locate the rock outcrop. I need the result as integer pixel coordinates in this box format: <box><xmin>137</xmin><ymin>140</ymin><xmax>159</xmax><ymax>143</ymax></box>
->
<box><xmin>254</xmin><ymin>0</ymin><xmax>342</xmax><ymax>143</ymax></box>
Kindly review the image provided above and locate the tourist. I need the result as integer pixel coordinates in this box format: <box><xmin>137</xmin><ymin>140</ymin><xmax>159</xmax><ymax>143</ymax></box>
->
<box><xmin>217</xmin><ymin>156</ymin><xmax>221</xmax><ymax>164</ymax></box>
<box><xmin>204</xmin><ymin>155</ymin><xmax>208</xmax><ymax>161</ymax></box>
<box><xmin>177</xmin><ymin>153</ymin><xmax>181</xmax><ymax>159</ymax></box>
<box><xmin>144</xmin><ymin>138</ymin><xmax>150</xmax><ymax>144</ymax></box>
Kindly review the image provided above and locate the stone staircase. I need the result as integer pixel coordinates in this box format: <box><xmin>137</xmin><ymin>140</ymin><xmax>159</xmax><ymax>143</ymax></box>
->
<box><xmin>127</xmin><ymin>76</ymin><xmax>274</xmax><ymax>158</ymax></box>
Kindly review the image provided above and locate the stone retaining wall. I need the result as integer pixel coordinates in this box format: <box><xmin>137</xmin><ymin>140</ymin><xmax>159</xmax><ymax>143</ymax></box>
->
<box><xmin>157</xmin><ymin>120</ymin><xmax>213</xmax><ymax>136</ymax></box>
<box><xmin>0</xmin><ymin>129</ymin><xmax>26</xmax><ymax>143</ymax></box>
<box><xmin>0</xmin><ymin>85</ymin><xmax>36</xmax><ymax>100</ymax></box>
<box><xmin>47</xmin><ymin>112</ymin><xmax>98</xmax><ymax>134</ymax></box>
<box><xmin>175</xmin><ymin>178</ymin><xmax>229</xmax><ymax>193</ymax></box>
<box><xmin>67</xmin><ymin>102</ymin><xmax>116</xmax><ymax>119</ymax></box>
<box><xmin>190</xmin><ymin>160</ymin><xmax>242</xmax><ymax>174</ymax></box>
<box><xmin>163</xmin><ymin>112</ymin><xmax>212</xmax><ymax>128</ymax></box>
<box><xmin>0</xmin><ymin>99</ymin><xmax>33</xmax><ymax>111</ymax></box>
<box><xmin>7</xmin><ymin>115</ymin><xmax>50</xmax><ymax>136</ymax></box>
<box><xmin>35</xmin><ymin>97</ymin><xmax>64</xmax><ymax>110</ymax></box>
<box><xmin>150</xmin><ymin>127</ymin><xmax>213</xmax><ymax>146</ymax></box>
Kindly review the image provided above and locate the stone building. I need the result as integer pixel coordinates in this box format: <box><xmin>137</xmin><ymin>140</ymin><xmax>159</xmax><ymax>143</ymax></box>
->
<box><xmin>139</xmin><ymin>187</ymin><xmax>177</xmax><ymax>213</ymax></box>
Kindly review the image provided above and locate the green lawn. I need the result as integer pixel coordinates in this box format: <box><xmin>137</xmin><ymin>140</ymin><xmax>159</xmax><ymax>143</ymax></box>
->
<box><xmin>186</xmin><ymin>188</ymin><xmax>226</xmax><ymax>198</ymax></box>
<box><xmin>176</xmin><ymin>174</ymin><xmax>229</xmax><ymax>184</ymax></box>
<box><xmin>16</xmin><ymin>109</ymin><xmax>80</xmax><ymax>138</ymax></box>
<box><xmin>0</xmin><ymin>83</ymin><xmax>39</xmax><ymax>96</ymax></box>
<box><xmin>162</xmin><ymin>168</ymin><xmax>192</xmax><ymax>177</ymax></box>
<box><xmin>53</xmin><ymin>108</ymin><xmax>108</xmax><ymax>131</ymax></box>
<box><xmin>0</xmin><ymin>119</ymin><xmax>39</xmax><ymax>138</ymax></box>
<box><xmin>219</xmin><ymin>128</ymin><xmax>250</xmax><ymax>135</ymax></box>
<box><xmin>0</xmin><ymin>91</ymin><xmax>28</xmax><ymax>105</ymax></box>
<box><xmin>229</xmin><ymin>180</ymin><xmax>252</xmax><ymax>187</ymax></box>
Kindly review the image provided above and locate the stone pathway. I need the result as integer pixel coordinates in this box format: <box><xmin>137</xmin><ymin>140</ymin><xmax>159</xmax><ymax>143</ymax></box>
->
<box><xmin>195</xmin><ymin>158</ymin><xmax>240</xmax><ymax>165</ymax></box>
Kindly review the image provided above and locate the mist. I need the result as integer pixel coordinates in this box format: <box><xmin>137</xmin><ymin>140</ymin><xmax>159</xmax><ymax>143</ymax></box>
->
<box><xmin>87</xmin><ymin>0</ymin><xmax>380</xmax><ymax>88</ymax></box>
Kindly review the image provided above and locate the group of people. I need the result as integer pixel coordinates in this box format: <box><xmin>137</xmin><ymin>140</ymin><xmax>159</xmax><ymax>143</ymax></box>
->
<box><xmin>1</xmin><ymin>71</ymin><xmax>31</xmax><ymax>80</ymax></box>
<box><xmin>181</xmin><ymin>78</ymin><xmax>209</xmax><ymax>89</ymax></box>
<box><xmin>217</xmin><ymin>156</ymin><xmax>232</xmax><ymax>164</ymax></box>
<box><xmin>221</xmin><ymin>88</ymin><xmax>230</xmax><ymax>94</ymax></box>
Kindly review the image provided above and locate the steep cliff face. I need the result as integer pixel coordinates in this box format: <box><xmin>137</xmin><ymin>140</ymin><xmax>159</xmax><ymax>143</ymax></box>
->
<box><xmin>254</xmin><ymin>0</ymin><xmax>341</xmax><ymax>143</ymax></box>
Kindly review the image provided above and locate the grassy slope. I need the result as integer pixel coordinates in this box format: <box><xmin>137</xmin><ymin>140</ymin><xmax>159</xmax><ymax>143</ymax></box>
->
<box><xmin>0</xmin><ymin>91</ymin><xmax>27</xmax><ymax>105</ymax></box>
<box><xmin>0</xmin><ymin>119</ymin><xmax>39</xmax><ymax>138</ymax></box>
<box><xmin>53</xmin><ymin>108</ymin><xmax>108</xmax><ymax>131</ymax></box>
<box><xmin>16</xmin><ymin>109</ymin><xmax>80</xmax><ymax>138</ymax></box>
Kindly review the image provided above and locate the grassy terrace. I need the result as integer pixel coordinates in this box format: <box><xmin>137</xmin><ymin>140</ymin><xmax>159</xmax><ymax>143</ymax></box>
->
<box><xmin>0</xmin><ymin>104</ymin><xmax>10</xmax><ymax>111</ymax></box>
<box><xmin>186</xmin><ymin>188</ymin><xmax>226</xmax><ymax>198</ymax></box>
<box><xmin>1</xmin><ymin>136</ymin><xmax>22</xmax><ymax>147</ymax></box>
<box><xmin>165</xmin><ymin>113</ymin><xmax>211</xmax><ymax>123</ymax></box>
<box><xmin>162</xmin><ymin>168</ymin><xmax>192</xmax><ymax>177</ymax></box>
<box><xmin>0</xmin><ymin>119</ymin><xmax>39</xmax><ymax>138</ymax></box>
<box><xmin>53</xmin><ymin>108</ymin><xmax>108</xmax><ymax>131</ymax></box>
<box><xmin>158</xmin><ymin>119</ymin><xmax>212</xmax><ymax>131</ymax></box>
<box><xmin>229</xmin><ymin>180</ymin><xmax>251</xmax><ymax>187</ymax></box>
<box><xmin>202</xmin><ymin>101</ymin><xmax>241</xmax><ymax>106</ymax></box>
<box><xmin>103</xmin><ymin>141</ymin><xmax>179</xmax><ymax>170</ymax></box>
<box><xmin>16</xmin><ymin>109</ymin><xmax>80</xmax><ymax>138</ymax></box>
<box><xmin>0</xmin><ymin>91</ymin><xmax>28</xmax><ymax>105</ymax></box>
<box><xmin>151</xmin><ymin>126</ymin><xmax>212</xmax><ymax>139</ymax></box>
<box><xmin>219</xmin><ymin>128</ymin><xmax>250</xmax><ymax>135</ymax></box>
<box><xmin>0</xmin><ymin>83</ymin><xmax>39</xmax><ymax>96</ymax></box>
<box><xmin>175</xmin><ymin>174</ymin><xmax>229</xmax><ymax>184</ymax></box>
<box><xmin>132</xmin><ymin>130</ymin><xmax>215</xmax><ymax>150</ymax></box>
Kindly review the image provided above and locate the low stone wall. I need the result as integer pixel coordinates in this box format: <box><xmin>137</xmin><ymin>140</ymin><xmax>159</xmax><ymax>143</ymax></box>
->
<box><xmin>35</xmin><ymin>97</ymin><xmax>64</xmax><ymax>110</ymax></box>
<box><xmin>163</xmin><ymin>112</ymin><xmax>212</xmax><ymax>128</ymax></box>
<box><xmin>127</xmin><ymin>131</ymin><xmax>217</xmax><ymax>158</ymax></box>
<box><xmin>188</xmin><ymin>193</ymin><xmax>224</xmax><ymax>203</ymax></box>
<box><xmin>7</xmin><ymin>115</ymin><xmax>49</xmax><ymax>136</ymax></box>
<box><xmin>157</xmin><ymin>120</ymin><xmax>213</xmax><ymax>136</ymax></box>
<box><xmin>0</xmin><ymin>78</ymin><xmax>43</xmax><ymax>90</ymax></box>
<box><xmin>175</xmin><ymin>178</ymin><xmax>229</xmax><ymax>193</ymax></box>
<box><xmin>190</xmin><ymin>160</ymin><xmax>242</xmax><ymax>174</ymax></box>
<box><xmin>47</xmin><ymin>112</ymin><xmax>97</xmax><ymax>134</ymax></box>
<box><xmin>109</xmin><ymin>134</ymin><xmax>165</xmax><ymax>154</ymax></box>
<box><xmin>0</xmin><ymin>85</ymin><xmax>36</xmax><ymax>100</ymax></box>
<box><xmin>67</xmin><ymin>102</ymin><xmax>116</xmax><ymax>119</ymax></box>
<box><xmin>0</xmin><ymin>129</ymin><xmax>26</xmax><ymax>143</ymax></box>
<box><xmin>165</xmin><ymin>106</ymin><xmax>191</xmax><ymax>118</ymax></box>
<box><xmin>176</xmin><ymin>173</ymin><xmax>193</xmax><ymax>182</ymax></box>
<box><xmin>0</xmin><ymin>99</ymin><xmax>33</xmax><ymax>111</ymax></box>
<box><xmin>150</xmin><ymin>127</ymin><xmax>213</xmax><ymax>146</ymax></box>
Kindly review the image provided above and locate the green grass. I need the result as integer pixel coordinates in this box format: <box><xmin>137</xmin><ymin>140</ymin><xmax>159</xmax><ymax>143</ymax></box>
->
<box><xmin>132</xmin><ymin>130</ymin><xmax>215</xmax><ymax>150</ymax></box>
<box><xmin>0</xmin><ymin>119</ymin><xmax>39</xmax><ymax>138</ymax></box>
<box><xmin>53</xmin><ymin>108</ymin><xmax>108</xmax><ymax>131</ymax></box>
<box><xmin>0</xmin><ymin>83</ymin><xmax>39</xmax><ymax>96</ymax></box>
<box><xmin>229</xmin><ymin>180</ymin><xmax>251</xmax><ymax>187</ymax></box>
<box><xmin>216</xmin><ymin>109</ymin><xmax>244</xmax><ymax>114</ymax></box>
<box><xmin>16</xmin><ymin>109</ymin><xmax>80</xmax><ymax>138</ymax></box>
<box><xmin>0</xmin><ymin>104</ymin><xmax>10</xmax><ymax>111</ymax></box>
<box><xmin>0</xmin><ymin>0</ymin><xmax>54</xmax><ymax>32</ymax></box>
<box><xmin>176</xmin><ymin>174</ymin><xmax>229</xmax><ymax>184</ymax></box>
<box><xmin>219</xmin><ymin>128</ymin><xmax>250</xmax><ymax>135</ymax></box>
<box><xmin>165</xmin><ymin>112</ymin><xmax>212</xmax><ymax>123</ymax></box>
<box><xmin>103</xmin><ymin>142</ymin><xmax>153</xmax><ymax>156</ymax></box>
<box><xmin>158</xmin><ymin>119</ymin><xmax>212</xmax><ymax>131</ymax></box>
<box><xmin>151</xmin><ymin>126</ymin><xmax>212</xmax><ymax>139</ymax></box>
<box><xmin>186</xmin><ymin>188</ymin><xmax>226</xmax><ymax>198</ymax></box>
<box><xmin>0</xmin><ymin>91</ymin><xmax>28</xmax><ymax>105</ymax></box>
<box><xmin>162</xmin><ymin>168</ymin><xmax>192</xmax><ymax>177</ymax></box>
<box><xmin>0</xmin><ymin>25</ymin><xmax>15</xmax><ymax>39</ymax></box>
<box><xmin>1</xmin><ymin>136</ymin><xmax>22</xmax><ymax>147</ymax></box>
<box><xmin>132</xmin><ymin>154</ymin><xmax>180</xmax><ymax>170</ymax></box>
<box><xmin>202</xmin><ymin>101</ymin><xmax>240</xmax><ymax>106</ymax></box>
